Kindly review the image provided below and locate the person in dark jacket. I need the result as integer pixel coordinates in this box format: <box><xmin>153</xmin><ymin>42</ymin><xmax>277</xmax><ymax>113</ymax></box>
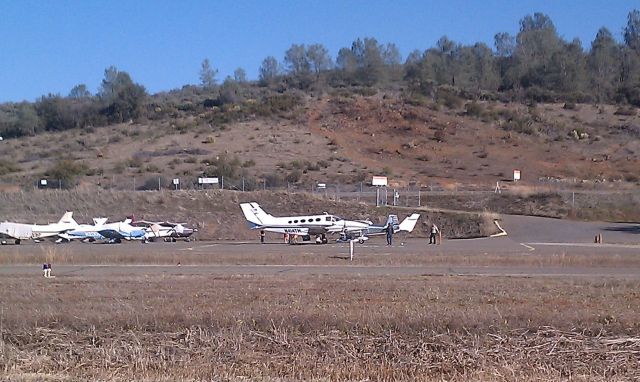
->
<box><xmin>386</xmin><ymin>224</ymin><xmax>393</xmax><ymax>245</ymax></box>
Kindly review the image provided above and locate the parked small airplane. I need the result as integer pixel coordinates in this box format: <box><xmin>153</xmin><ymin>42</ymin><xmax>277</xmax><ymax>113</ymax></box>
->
<box><xmin>58</xmin><ymin>217</ymin><xmax>146</xmax><ymax>244</ymax></box>
<box><xmin>0</xmin><ymin>212</ymin><xmax>78</xmax><ymax>245</ymax></box>
<box><xmin>336</xmin><ymin>213</ymin><xmax>421</xmax><ymax>243</ymax></box>
<box><xmin>132</xmin><ymin>220</ymin><xmax>196</xmax><ymax>242</ymax></box>
<box><xmin>57</xmin><ymin>218</ymin><xmax>109</xmax><ymax>242</ymax></box>
<box><xmin>240</xmin><ymin>202</ymin><xmax>419</xmax><ymax>244</ymax></box>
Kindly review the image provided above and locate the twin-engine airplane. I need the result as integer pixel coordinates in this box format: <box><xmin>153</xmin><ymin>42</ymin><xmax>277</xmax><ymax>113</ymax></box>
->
<box><xmin>240</xmin><ymin>202</ymin><xmax>419</xmax><ymax>244</ymax></box>
<box><xmin>0</xmin><ymin>212</ymin><xmax>78</xmax><ymax>245</ymax></box>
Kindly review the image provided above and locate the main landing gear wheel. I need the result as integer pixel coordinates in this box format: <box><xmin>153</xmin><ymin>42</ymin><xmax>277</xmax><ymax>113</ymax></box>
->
<box><xmin>15</xmin><ymin>239</ymin><xmax>21</xmax><ymax>245</ymax></box>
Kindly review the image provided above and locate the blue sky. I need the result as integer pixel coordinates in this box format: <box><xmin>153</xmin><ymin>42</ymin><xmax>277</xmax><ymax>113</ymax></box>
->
<box><xmin>0</xmin><ymin>0</ymin><xmax>637</xmax><ymax>102</ymax></box>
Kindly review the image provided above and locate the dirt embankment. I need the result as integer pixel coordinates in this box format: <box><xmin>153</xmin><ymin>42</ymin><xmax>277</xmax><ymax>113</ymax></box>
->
<box><xmin>0</xmin><ymin>190</ymin><xmax>497</xmax><ymax>240</ymax></box>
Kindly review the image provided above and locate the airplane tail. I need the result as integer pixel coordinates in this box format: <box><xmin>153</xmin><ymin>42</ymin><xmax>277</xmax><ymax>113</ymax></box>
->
<box><xmin>240</xmin><ymin>202</ymin><xmax>275</xmax><ymax>228</ymax></box>
<box><xmin>385</xmin><ymin>215</ymin><xmax>400</xmax><ymax>230</ymax></box>
<box><xmin>58</xmin><ymin>211</ymin><xmax>78</xmax><ymax>226</ymax></box>
<box><xmin>398</xmin><ymin>214</ymin><xmax>420</xmax><ymax>233</ymax></box>
<box><xmin>93</xmin><ymin>217</ymin><xmax>108</xmax><ymax>226</ymax></box>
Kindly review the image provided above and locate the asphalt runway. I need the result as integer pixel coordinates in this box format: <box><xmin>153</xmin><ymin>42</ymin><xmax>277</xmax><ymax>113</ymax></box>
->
<box><xmin>1</xmin><ymin>215</ymin><xmax>639</xmax><ymax>279</ymax></box>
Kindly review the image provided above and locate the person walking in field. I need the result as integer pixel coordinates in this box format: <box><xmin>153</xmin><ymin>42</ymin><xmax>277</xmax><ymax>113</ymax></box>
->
<box><xmin>386</xmin><ymin>223</ymin><xmax>394</xmax><ymax>245</ymax></box>
<box><xmin>429</xmin><ymin>223</ymin><xmax>439</xmax><ymax>245</ymax></box>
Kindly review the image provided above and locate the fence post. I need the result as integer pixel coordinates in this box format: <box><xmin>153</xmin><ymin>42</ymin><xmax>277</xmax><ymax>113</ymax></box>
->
<box><xmin>418</xmin><ymin>188</ymin><xmax>421</xmax><ymax>207</ymax></box>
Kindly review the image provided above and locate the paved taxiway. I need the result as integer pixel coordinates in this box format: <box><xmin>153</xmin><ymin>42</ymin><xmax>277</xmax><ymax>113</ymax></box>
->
<box><xmin>1</xmin><ymin>215</ymin><xmax>639</xmax><ymax>279</ymax></box>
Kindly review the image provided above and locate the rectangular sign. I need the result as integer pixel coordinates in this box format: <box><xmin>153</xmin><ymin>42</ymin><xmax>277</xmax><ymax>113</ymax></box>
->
<box><xmin>372</xmin><ymin>176</ymin><xmax>388</xmax><ymax>186</ymax></box>
<box><xmin>513</xmin><ymin>170</ymin><xmax>521</xmax><ymax>181</ymax></box>
<box><xmin>317</xmin><ymin>183</ymin><xmax>326</xmax><ymax>189</ymax></box>
<box><xmin>172</xmin><ymin>178</ymin><xmax>180</xmax><ymax>185</ymax></box>
<box><xmin>40</xmin><ymin>179</ymin><xmax>47</xmax><ymax>186</ymax></box>
<box><xmin>198</xmin><ymin>177</ymin><xmax>219</xmax><ymax>184</ymax></box>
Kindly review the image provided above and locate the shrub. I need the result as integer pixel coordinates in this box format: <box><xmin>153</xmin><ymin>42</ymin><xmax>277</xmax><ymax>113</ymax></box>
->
<box><xmin>0</xmin><ymin>159</ymin><xmax>20</xmax><ymax>176</ymax></box>
<box><xmin>465</xmin><ymin>101</ymin><xmax>484</xmax><ymax>117</ymax></box>
<box><xmin>44</xmin><ymin>159</ymin><xmax>89</xmax><ymax>189</ymax></box>
<box><xmin>614</xmin><ymin>106</ymin><xmax>636</xmax><ymax>116</ymax></box>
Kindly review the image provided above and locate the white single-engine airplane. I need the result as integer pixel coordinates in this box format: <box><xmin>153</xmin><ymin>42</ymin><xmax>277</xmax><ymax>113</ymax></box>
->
<box><xmin>131</xmin><ymin>220</ymin><xmax>197</xmax><ymax>242</ymax></box>
<box><xmin>240</xmin><ymin>202</ymin><xmax>419</xmax><ymax>245</ymax></box>
<box><xmin>0</xmin><ymin>212</ymin><xmax>79</xmax><ymax>245</ymax></box>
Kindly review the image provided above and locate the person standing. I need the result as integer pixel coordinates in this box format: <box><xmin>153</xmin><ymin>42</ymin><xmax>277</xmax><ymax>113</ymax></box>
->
<box><xmin>386</xmin><ymin>223</ymin><xmax>393</xmax><ymax>245</ymax></box>
<box><xmin>260</xmin><ymin>230</ymin><xmax>265</xmax><ymax>244</ymax></box>
<box><xmin>429</xmin><ymin>224</ymin><xmax>439</xmax><ymax>245</ymax></box>
<box><xmin>42</xmin><ymin>263</ymin><xmax>48</xmax><ymax>278</ymax></box>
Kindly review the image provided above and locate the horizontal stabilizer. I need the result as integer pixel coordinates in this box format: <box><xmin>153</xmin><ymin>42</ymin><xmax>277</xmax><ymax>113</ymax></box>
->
<box><xmin>398</xmin><ymin>214</ymin><xmax>420</xmax><ymax>232</ymax></box>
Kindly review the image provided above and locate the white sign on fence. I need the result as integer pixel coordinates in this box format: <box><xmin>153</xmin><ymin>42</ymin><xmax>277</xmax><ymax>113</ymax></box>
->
<box><xmin>513</xmin><ymin>169</ymin><xmax>521</xmax><ymax>182</ymax></box>
<box><xmin>317</xmin><ymin>183</ymin><xmax>326</xmax><ymax>189</ymax></box>
<box><xmin>172</xmin><ymin>178</ymin><xmax>180</xmax><ymax>185</ymax></box>
<box><xmin>40</xmin><ymin>179</ymin><xmax>47</xmax><ymax>186</ymax></box>
<box><xmin>198</xmin><ymin>177</ymin><xmax>219</xmax><ymax>185</ymax></box>
<box><xmin>372</xmin><ymin>176</ymin><xmax>388</xmax><ymax>186</ymax></box>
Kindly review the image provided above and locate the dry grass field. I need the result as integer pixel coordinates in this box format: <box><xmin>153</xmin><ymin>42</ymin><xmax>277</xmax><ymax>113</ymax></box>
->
<box><xmin>1</xmin><ymin>240</ymin><xmax>640</xmax><ymax>381</ymax></box>
<box><xmin>1</xmin><ymin>273</ymin><xmax>639</xmax><ymax>381</ymax></box>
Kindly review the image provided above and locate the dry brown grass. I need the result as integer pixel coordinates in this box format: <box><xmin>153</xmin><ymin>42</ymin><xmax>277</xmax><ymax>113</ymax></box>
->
<box><xmin>0</xmin><ymin>273</ymin><xmax>639</xmax><ymax>381</ymax></box>
<box><xmin>2</xmin><ymin>240</ymin><xmax>640</xmax><ymax>269</ymax></box>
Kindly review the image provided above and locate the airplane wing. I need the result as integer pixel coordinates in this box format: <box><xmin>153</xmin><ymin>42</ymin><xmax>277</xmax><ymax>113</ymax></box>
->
<box><xmin>98</xmin><ymin>229</ymin><xmax>125</xmax><ymax>240</ymax></box>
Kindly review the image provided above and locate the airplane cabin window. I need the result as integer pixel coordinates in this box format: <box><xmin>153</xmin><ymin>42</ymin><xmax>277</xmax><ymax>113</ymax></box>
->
<box><xmin>301</xmin><ymin>219</ymin><xmax>306</xmax><ymax>223</ymax></box>
<box><xmin>288</xmin><ymin>221</ymin><xmax>292</xmax><ymax>224</ymax></box>
<box><xmin>294</xmin><ymin>220</ymin><xmax>299</xmax><ymax>223</ymax></box>
<box><xmin>316</xmin><ymin>218</ymin><xmax>321</xmax><ymax>222</ymax></box>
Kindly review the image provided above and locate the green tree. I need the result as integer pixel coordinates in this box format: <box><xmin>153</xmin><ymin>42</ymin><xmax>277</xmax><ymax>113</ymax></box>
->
<box><xmin>515</xmin><ymin>13</ymin><xmax>562</xmax><ymax>89</ymax></box>
<box><xmin>233</xmin><ymin>67</ymin><xmax>247</xmax><ymax>83</ymax></box>
<box><xmin>306</xmin><ymin>43</ymin><xmax>332</xmax><ymax>73</ymax></box>
<box><xmin>284</xmin><ymin>44</ymin><xmax>310</xmax><ymax>76</ymax></box>
<box><xmin>68</xmin><ymin>84</ymin><xmax>91</xmax><ymax>99</ymax></box>
<box><xmin>623</xmin><ymin>9</ymin><xmax>640</xmax><ymax>51</ymax></box>
<box><xmin>199</xmin><ymin>58</ymin><xmax>218</xmax><ymax>88</ymax></box>
<box><xmin>259</xmin><ymin>56</ymin><xmax>279</xmax><ymax>85</ymax></box>
<box><xmin>336</xmin><ymin>47</ymin><xmax>357</xmax><ymax>73</ymax></box>
<box><xmin>14</xmin><ymin>103</ymin><xmax>41</xmax><ymax>136</ymax></box>
<box><xmin>98</xmin><ymin>66</ymin><xmax>147</xmax><ymax>123</ymax></box>
<box><xmin>588</xmin><ymin>28</ymin><xmax>619</xmax><ymax>102</ymax></box>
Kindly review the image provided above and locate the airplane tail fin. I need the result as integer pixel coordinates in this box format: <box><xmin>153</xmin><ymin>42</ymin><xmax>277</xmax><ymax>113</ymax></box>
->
<box><xmin>398</xmin><ymin>214</ymin><xmax>420</xmax><ymax>233</ymax></box>
<box><xmin>385</xmin><ymin>215</ymin><xmax>400</xmax><ymax>230</ymax></box>
<box><xmin>58</xmin><ymin>211</ymin><xmax>77</xmax><ymax>226</ymax></box>
<box><xmin>93</xmin><ymin>217</ymin><xmax>108</xmax><ymax>226</ymax></box>
<box><xmin>240</xmin><ymin>202</ymin><xmax>275</xmax><ymax>228</ymax></box>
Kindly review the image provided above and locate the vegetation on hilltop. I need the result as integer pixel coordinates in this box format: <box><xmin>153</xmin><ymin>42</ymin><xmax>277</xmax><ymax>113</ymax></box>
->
<box><xmin>1</xmin><ymin>10</ymin><xmax>639</xmax><ymax>140</ymax></box>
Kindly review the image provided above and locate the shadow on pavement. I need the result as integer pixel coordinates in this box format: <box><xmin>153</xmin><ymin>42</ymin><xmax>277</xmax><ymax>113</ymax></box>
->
<box><xmin>603</xmin><ymin>225</ymin><xmax>640</xmax><ymax>234</ymax></box>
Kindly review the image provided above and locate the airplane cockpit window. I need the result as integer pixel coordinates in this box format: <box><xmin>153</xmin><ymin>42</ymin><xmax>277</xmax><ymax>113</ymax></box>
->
<box><xmin>325</xmin><ymin>217</ymin><xmax>331</xmax><ymax>222</ymax></box>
